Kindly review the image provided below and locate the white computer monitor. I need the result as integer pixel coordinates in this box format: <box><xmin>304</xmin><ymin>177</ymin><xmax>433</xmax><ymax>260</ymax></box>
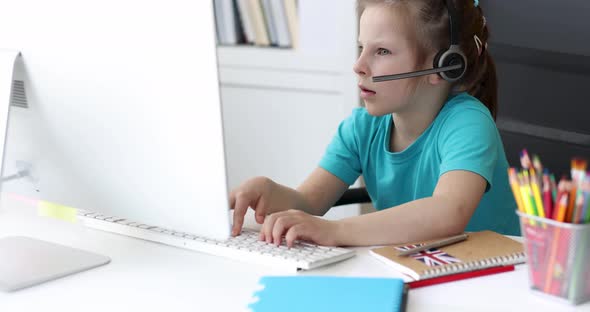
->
<box><xmin>0</xmin><ymin>0</ymin><xmax>231</xmax><ymax>240</ymax></box>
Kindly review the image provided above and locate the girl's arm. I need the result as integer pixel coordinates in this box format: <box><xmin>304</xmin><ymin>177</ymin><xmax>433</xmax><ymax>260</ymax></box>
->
<box><xmin>334</xmin><ymin>170</ymin><xmax>487</xmax><ymax>246</ymax></box>
<box><xmin>295</xmin><ymin>167</ymin><xmax>351</xmax><ymax>216</ymax></box>
<box><xmin>261</xmin><ymin>167</ymin><xmax>350</xmax><ymax>216</ymax></box>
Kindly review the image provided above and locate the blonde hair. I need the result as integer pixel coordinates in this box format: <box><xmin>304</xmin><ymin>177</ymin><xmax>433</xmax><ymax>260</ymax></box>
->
<box><xmin>357</xmin><ymin>0</ymin><xmax>498</xmax><ymax>119</ymax></box>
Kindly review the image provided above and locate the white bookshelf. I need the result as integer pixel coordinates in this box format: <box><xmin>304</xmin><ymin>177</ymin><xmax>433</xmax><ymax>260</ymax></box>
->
<box><xmin>217</xmin><ymin>45</ymin><xmax>349</xmax><ymax>72</ymax></box>
<box><xmin>218</xmin><ymin>0</ymin><xmax>361</xmax><ymax>219</ymax></box>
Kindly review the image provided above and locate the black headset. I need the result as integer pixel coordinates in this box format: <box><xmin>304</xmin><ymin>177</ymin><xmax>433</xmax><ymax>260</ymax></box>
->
<box><xmin>372</xmin><ymin>0</ymin><xmax>467</xmax><ymax>83</ymax></box>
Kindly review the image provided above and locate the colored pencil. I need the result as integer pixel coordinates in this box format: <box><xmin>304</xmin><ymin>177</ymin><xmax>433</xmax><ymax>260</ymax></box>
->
<box><xmin>566</xmin><ymin>185</ymin><xmax>577</xmax><ymax>223</ymax></box>
<box><xmin>542</xmin><ymin>173</ymin><xmax>553</xmax><ymax>219</ymax></box>
<box><xmin>532</xmin><ymin>154</ymin><xmax>543</xmax><ymax>185</ymax></box>
<box><xmin>518</xmin><ymin>173</ymin><xmax>536</xmax><ymax>225</ymax></box>
<box><xmin>529</xmin><ymin>170</ymin><xmax>546</xmax><ymax>219</ymax></box>
<box><xmin>549</xmin><ymin>173</ymin><xmax>558</xmax><ymax>203</ymax></box>
<box><xmin>553</xmin><ymin>184</ymin><xmax>569</xmax><ymax>223</ymax></box>
<box><xmin>573</xmin><ymin>192</ymin><xmax>585</xmax><ymax>224</ymax></box>
<box><xmin>567</xmin><ymin>159</ymin><xmax>588</xmax><ymax>223</ymax></box>
<box><xmin>523</xmin><ymin>171</ymin><xmax>541</xmax><ymax>218</ymax></box>
<box><xmin>520</xmin><ymin>149</ymin><xmax>532</xmax><ymax>170</ymax></box>
<box><xmin>508</xmin><ymin>168</ymin><xmax>525</xmax><ymax>213</ymax></box>
<box><xmin>543</xmin><ymin>226</ymin><xmax>562</xmax><ymax>293</ymax></box>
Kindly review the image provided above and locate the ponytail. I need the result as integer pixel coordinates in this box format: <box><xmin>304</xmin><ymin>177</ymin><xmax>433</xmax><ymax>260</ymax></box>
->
<box><xmin>460</xmin><ymin>3</ymin><xmax>498</xmax><ymax>120</ymax></box>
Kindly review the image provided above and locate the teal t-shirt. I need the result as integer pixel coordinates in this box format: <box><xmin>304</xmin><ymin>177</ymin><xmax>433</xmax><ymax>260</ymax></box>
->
<box><xmin>319</xmin><ymin>93</ymin><xmax>519</xmax><ymax>235</ymax></box>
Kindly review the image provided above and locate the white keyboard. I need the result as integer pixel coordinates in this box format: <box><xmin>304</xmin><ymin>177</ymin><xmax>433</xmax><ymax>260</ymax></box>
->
<box><xmin>77</xmin><ymin>211</ymin><xmax>355</xmax><ymax>271</ymax></box>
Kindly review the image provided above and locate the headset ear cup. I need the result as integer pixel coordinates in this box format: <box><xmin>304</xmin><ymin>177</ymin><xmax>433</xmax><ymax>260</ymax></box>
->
<box><xmin>444</xmin><ymin>54</ymin><xmax>465</xmax><ymax>79</ymax></box>
<box><xmin>436</xmin><ymin>47</ymin><xmax>467</xmax><ymax>82</ymax></box>
<box><xmin>433</xmin><ymin>49</ymin><xmax>446</xmax><ymax>72</ymax></box>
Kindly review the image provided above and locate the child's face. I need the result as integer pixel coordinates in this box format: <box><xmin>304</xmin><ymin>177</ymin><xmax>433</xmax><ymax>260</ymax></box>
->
<box><xmin>354</xmin><ymin>5</ymin><xmax>424</xmax><ymax>116</ymax></box>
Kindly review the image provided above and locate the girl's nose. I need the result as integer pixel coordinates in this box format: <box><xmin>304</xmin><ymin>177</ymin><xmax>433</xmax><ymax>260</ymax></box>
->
<box><xmin>353</xmin><ymin>56</ymin><xmax>369</xmax><ymax>76</ymax></box>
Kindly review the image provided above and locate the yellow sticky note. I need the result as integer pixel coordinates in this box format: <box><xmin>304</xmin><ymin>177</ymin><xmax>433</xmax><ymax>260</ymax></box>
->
<box><xmin>37</xmin><ymin>201</ymin><xmax>78</xmax><ymax>223</ymax></box>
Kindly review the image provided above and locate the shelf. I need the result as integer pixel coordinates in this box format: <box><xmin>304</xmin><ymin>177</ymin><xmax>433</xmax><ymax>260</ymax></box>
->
<box><xmin>218</xmin><ymin>65</ymin><xmax>353</xmax><ymax>94</ymax></box>
<box><xmin>216</xmin><ymin>0</ymin><xmax>358</xmax><ymax>73</ymax></box>
<box><xmin>216</xmin><ymin>45</ymin><xmax>353</xmax><ymax>73</ymax></box>
<box><xmin>497</xmin><ymin>118</ymin><xmax>590</xmax><ymax>148</ymax></box>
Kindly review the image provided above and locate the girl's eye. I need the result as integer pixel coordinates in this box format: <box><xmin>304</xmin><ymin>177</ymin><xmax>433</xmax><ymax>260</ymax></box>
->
<box><xmin>377</xmin><ymin>48</ymin><xmax>391</xmax><ymax>56</ymax></box>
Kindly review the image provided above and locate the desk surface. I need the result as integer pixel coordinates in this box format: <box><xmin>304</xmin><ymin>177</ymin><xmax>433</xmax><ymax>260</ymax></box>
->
<box><xmin>0</xmin><ymin>197</ymin><xmax>588</xmax><ymax>312</ymax></box>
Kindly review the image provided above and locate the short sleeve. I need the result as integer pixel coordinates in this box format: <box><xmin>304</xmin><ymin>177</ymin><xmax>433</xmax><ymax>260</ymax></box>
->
<box><xmin>319</xmin><ymin>109</ymin><xmax>363</xmax><ymax>185</ymax></box>
<box><xmin>438</xmin><ymin>108</ymin><xmax>499</xmax><ymax>191</ymax></box>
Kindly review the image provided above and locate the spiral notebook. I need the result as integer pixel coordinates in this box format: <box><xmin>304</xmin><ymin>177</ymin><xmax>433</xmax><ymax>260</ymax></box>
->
<box><xmin>370</xmin><ymin>231</ymin><xmax>525</xmax><ymax>281</ymax></box>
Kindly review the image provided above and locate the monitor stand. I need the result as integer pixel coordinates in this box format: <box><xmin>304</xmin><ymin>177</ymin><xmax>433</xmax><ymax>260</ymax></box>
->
<box><xmin>0</xmin><ymin>50</ymin><xmax>110</xmax><ymax>292</ymax></box>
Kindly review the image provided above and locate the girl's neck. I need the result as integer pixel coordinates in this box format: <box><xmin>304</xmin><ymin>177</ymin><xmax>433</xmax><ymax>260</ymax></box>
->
<box><xmin>389</xmin><ymin>88</ymin><xmax>449</xmax><ymax>153</ymax></box>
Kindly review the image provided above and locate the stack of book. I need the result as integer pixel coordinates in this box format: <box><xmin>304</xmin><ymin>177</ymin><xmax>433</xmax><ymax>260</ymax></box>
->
<box><xmin>213</xmin><ymin>0</ymin><xmax>299</xmax><ymax>48</ymax></box>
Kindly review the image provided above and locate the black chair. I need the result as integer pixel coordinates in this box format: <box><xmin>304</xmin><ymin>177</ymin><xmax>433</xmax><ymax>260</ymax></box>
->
<box><xmin>333</xmin><ymin>187</ymin><xmax>371</xmax><ymax>206</ymax></box>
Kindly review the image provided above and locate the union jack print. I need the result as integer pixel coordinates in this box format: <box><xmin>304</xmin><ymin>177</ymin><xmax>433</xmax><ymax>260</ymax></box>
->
<box><xmin>395</xmin><ymin>244</ymin><xmax>461</xmax><ymax>267</ymax></box>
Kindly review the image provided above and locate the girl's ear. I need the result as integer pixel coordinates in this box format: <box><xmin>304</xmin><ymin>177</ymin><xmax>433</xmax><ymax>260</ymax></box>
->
<box><xmin>427</xmin><ymin>73</ymin><xmax>444</xmax><ymax>85</ymax></box>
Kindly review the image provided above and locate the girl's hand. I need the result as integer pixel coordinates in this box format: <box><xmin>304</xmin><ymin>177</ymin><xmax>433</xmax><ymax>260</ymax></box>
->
<box><xmin>229</xmin><ymin>177</ymin><xmax>277</xmax><ymax>236</ymax></box>
<box><xmin>260</xmin><ymin>210</ymin><xmax>342</xmax><ymax>248</ymax></box>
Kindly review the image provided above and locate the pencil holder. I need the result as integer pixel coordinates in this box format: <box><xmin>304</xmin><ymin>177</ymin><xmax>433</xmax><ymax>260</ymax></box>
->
<box><xmin>517</xmin><ymin>211</ymin><xmax>590</xmax><ymax>305</ymax></box>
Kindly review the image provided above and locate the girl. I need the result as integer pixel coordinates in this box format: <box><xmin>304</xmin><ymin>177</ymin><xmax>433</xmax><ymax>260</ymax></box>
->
<box><xmin>230</xmin><ymin>0</ymin><xmax>519</xmax><ymax>247</ymax></box>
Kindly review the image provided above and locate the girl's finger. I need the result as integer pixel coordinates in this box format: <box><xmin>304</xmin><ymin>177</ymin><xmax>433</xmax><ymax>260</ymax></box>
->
<box><xmin>285</xmin><ymin>223</ymin><xmax>306</xmax><ymax>248</ymax></box>
<box><xmin>271</xmin><ymin>215</ymin><xmax>297</xmax><ymax>246</ymax></box>
<box><xmin>261</xmin><ymin>212</ymin><xmax>280</xmax><ymax>243</ymax></box>
<box><xmin>232</xmin><ymin>192</ymin><xmax>253</xmax><ymax>236</ymax></box>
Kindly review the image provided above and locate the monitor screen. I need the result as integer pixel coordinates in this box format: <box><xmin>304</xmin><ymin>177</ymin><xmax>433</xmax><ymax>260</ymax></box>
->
<box><xmin>0</xmin><ymin>0</ymin><xmax>231</xmax><ymax>240</ymax></box>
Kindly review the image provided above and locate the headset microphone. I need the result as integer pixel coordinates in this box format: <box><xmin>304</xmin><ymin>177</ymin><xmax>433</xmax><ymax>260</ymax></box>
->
<box><xmin>372</xmin><ymin>64</ymin><xmax>462</xmax><ymax>82</ymax></box>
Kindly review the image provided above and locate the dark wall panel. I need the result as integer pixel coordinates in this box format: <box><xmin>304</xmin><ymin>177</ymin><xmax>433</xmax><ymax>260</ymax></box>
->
<box><xmin>482</xmin><ymin>1</ymin><xmax>590</xmax><ymax>177</ymax></box>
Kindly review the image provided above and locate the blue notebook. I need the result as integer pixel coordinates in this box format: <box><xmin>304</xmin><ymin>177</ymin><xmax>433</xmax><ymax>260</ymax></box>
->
<box><xmin>249</xmin><ymin>276</ymin><xmax>408</xmax><ymax>312</ymax></box>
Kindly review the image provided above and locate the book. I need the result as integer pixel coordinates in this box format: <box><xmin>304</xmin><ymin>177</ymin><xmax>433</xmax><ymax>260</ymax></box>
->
<box><xmin>249</xmin><ymin>276</ymin><xmax>408</xmax><ymax>312</ymax></box>
<box><xmin>236</xmin><ymin>0</ymin><xmax>256</xmax><ymax>44</ymax></box>
<box><xmin>283</xmin><ymin>0</ymin><xmax>299</xmax><ymax>49</ymax></box>
<box><xmin>260</xmin><ymin>0</ymin><xmax>278</xmax><ymax>46</ymax></box>
<box><xmin>269</xmin><ymin>0</ymin><xmax>291</xmax><ymax>47</ymax></box>
<box><xmin>212</xmin><ymin>0</ymin><xmax>226</xmax><ymax>44</ymax></box>
<box><xmin>214</xmin><ymin>0</ymin><xmax>238</xmax><ymax>45</ymax></box>
<box><xmin>370</xmin><ymin>231</ymin><xmax>525</xmax><ymax>281</ymax></box>
<box><xmin>247</xmin><ymin>0</ymin><xmax>270</xmax><ymax>46</ymax></box>
<box><xmin>231</xmin><ymin>0</ymin><xmax>247</xmax><ymax>44</ymax></box>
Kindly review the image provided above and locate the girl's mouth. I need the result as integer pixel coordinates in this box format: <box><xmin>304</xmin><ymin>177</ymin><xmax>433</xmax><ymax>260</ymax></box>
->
<box><xmin>359</xmin><ymin>85</ymin><xmax>376</xmax><ymax>98</ymax></box>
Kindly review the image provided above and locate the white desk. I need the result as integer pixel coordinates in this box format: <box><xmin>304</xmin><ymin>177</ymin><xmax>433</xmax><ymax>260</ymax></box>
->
<box><xmin>0</xmin><ymin>198</ymin><xmax>588</xmax><ymax>312</ymax></box>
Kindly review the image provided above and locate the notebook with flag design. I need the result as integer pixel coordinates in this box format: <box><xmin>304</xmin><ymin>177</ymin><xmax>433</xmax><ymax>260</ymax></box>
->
<box><xmin>370</xmin><ymin>231</ymin><xmax>525</xmax><ymax>281</ymax></box>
